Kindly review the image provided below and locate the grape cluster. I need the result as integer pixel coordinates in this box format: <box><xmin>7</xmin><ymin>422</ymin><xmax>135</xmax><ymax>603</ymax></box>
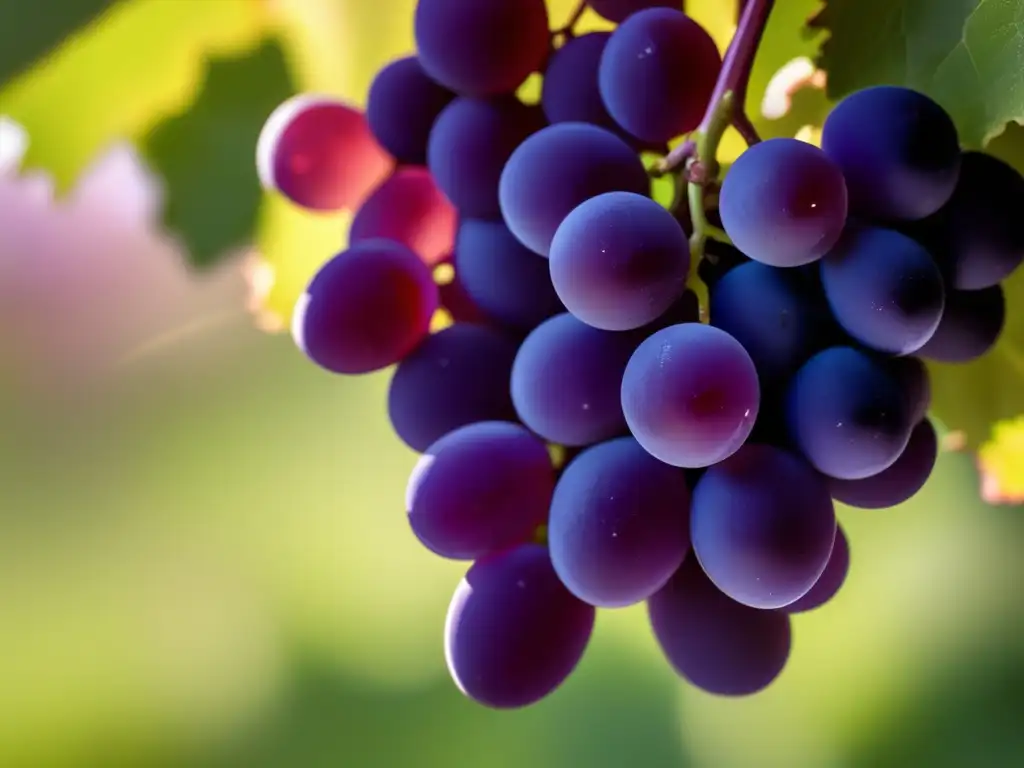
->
<box><xmin>256</xmin><ymin>0</ymin><xmax>1024</xmax><ymax>708</ymax></box>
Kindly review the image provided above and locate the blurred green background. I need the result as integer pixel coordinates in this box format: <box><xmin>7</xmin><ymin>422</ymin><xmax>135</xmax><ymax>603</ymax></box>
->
<box><xmin>2</xmin><ymin>1</ymin><xmax>1024</xmax><ymax>767</ymax></box>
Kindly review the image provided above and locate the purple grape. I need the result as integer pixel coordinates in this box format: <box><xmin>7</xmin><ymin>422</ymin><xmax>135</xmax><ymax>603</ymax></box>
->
<box><xmin>499</xmin><ymin>123</ymin><xmax>650</xmax><ymax>257</ymax></box>
<box><xmin>691</xmin><ymin>444</ymin><xmax>836</xmax><ymax>609</ymax></box>
<box><xmin>511</xmin><ymin>313</ymin><xmax>640</xmax><ymax>447</ymax></box>
<box><xmin>821</xmin><ymin>225</ymin><xmax>946</xmax><ymax>355</ymax></box>
<box><xmin>829</xmin><ymin>418</ymin><xmax>938</xmax><ymax>509</ymax></box>
<box><xmin>787</xmin><ymin>347</ymin><xmax>913</xmax><ymax>480</ymax></box>
<box><xmin>292</xmin><ymin>239</ymin><xmax>438</xmax><ymax>374</ymax></box>
<box><xmin>445</xmin><ymin>544</ymin><xmax>596</xmax><ymax>708</ymax></box>
<box><xmin>588</xmin><ymin>0</ymin><xmax>680</xmax><ymax>23</ymax></box>
<box><xmin>648</xmin><ymin>556</ymin><xmax>792</xmax><ymax>696</ymax></box>
<box><xmin>350</xmin><ymin>167</ymin><xmax>456</xmax><ymax>266</ymax></box>
<box><xmin>918</xmin><ymin>284</ymin><xmax>1005</xmax><ymax>363</ymax></box>
<box><xmin>917</xmin><ymin>152</ymin><xmax>1024</xmax><ymax>290</ymax></box>
<box><xmin>427</xmin><ymin>97</ymin><xmax>545</xmax><ymax>219</ymax></box>
<box><xmin>598</xmin><ymin>8</ymin><xmax>721</xmax><ymax>143</ymax></box>
<box><xmin>387</xmin><ymin>323</ymin><xmax>519</xmax><ymax>451</ymax></box>
<box><xmin>257</xmin><ymin>94</ymin><xmax>392</xmax><ymax>212</ymax></box>
<box><xmin>454</xmin><ymin>219</ymin><xmax>563</xmax><ymax>330</ymax></box>
<box><xmin>887</xmin><ymin>356</ymin><xmax>931</xmax><ymax>425</ymax></box>
<box><xmin>821</xmin><ymin>86</ymin><xmax>960</xmax><ymax>221</ymax></box>
<box><xmin>719</xmin><ymin>138</ymin><xmax>848</xmax><ymax>267</ymax></box>
<box><xmin>621</xmin><ymin>323</ymin><xmax>760</xmax><ymax>468</ymax></box>
<box><xmin>407</xmin><ymin>422</ymin><xmax>553</xmax><ymax>560</ymax></box>
<box><xmin>710</xmin><ymin>261</ymin><xmax>834</xmax><ymax>385</ymax></box>
<box><xmin>549</xmin><ymin>192</ymin><xmax>689</xmax><ymax>331</ymax></box>
<box><xmin>784</xmin><ymin>524</ymin><xmax>850</xmax><ymax>613</ymax></box>
<box><xmin>366</xmin><ymin>56</ymin><xmax>455</xmax><ymax>166</ymax></box>
<box><xmin>414</xmin><ymin>0</ymin><xmax>550</xmax><ymax>97</ymax></box>
<box><xmin>548</xmin><ymin>437</ymin><xmax>691</xmax><ymax>608</ymax></box>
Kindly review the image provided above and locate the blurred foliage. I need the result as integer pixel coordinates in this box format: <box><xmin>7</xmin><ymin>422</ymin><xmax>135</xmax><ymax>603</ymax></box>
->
<box><xmin>0</xmin><ymin>0</ymin><xmax>118</xmax><ymax>85</ymax></box>
<box><xmin>142</xmin><ymin>41</ymin><xmax>295</xmax><ymax>266</ymax></box>
<box><xmin>2</xmin><ymin>1</ymin><xmax>1024</xmax><ymax>767</ymax></box>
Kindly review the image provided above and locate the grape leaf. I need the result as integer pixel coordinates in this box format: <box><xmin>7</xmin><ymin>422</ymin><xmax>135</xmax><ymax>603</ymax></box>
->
<box><xmin>978</xmin><ymin>415</ymin><xmax>1024</xmax><ymax>503</ymax></box>
<box><xmin>813</xmin><ymin>0</ymin><xmax>1024</xmax><ymax>147</ymax></box>
<box><xmin>142</xmin><ymin>39</ymin><xmax>296</xmax><ymax>268</ymax></box>
<box><xmin>0</xmin><ymin>0</ymin><xmax>118</xmax><ymax>86</ymax></box>
<box><xmin>1</xmin><ymin>0</ymin><xmax>269</xmax><ymax>189</ymax></box>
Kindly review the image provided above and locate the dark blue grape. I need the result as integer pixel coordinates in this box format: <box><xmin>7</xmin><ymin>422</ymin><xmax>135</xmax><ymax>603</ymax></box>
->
<box><xmin>589</xmin><ymin>0</ymin><xmax>680</xmax><ymax>23</ymax></box>
<box><xmin>691</xmin><ymin>444</ymin><xmax>836</xmax><ymax>609</ymax></box>
<box><xmin>293</xmin><ymin>239</ymin><xmax>437</xmax><ymax>374</ymax></box>
<box><xmin>622</xmin><ymin>323</ymin><xmax>760</xmax><ymax>468</ymax></box>
<box><xmin>829</xmin><ymin>418</ymin><xmax>938</xmax><ymax>509</ymax></box>
<box><xmin>787</xmin><ymin>347</ymin><xmax>913</xmax><ymax>480</ymax></box>
<box><xmin>821</xmin><ymin>86</ymin><xmax>960</xmax><ymax>221</ymax></box>
<box><xmin>257</xmin><ymin>94</ymin><xmax>391</xmax><ymax>212</ymax></box>
<box><xmin>499</xmin><ymin>123</ymin><xmax>650</xmax><ymax>257</ymax></box>
<box><xmin>920</xmin><ymin>152</ymin><xmax>1024</xmax><ymax>290</ymax></box>
<box><xmin>648</xmin><ymin>556</ymin><xmax>792</xmax><ymax>696</ymax></box>
<box><xmin>698</xmin><ymin>240</ymin><xmax>750</xmax><ymax>289</ymax></box>
<box><xmin>784</xmin><ymin>524</ymin><xmax>850</xmax><ymax>613</ymax></box>
<box><xmin>414</xmin><ymin>0</ymin><xmax>550</xmax><ymax>97</ymax></box>
<box><xmin>887</xmin><ymin>356</ymin><xmax>931</xmax><ymax>425</ymax></box>
<box><xmin>427</xmin><ymin>97</ymin><xmax>544</xmax><ymax>219</ymax></box>
<box><xmin>598</xmin><ymin>8</ymin><xmax>721</xmax><ymax>143</ymax></box>
<box><xmin>350</xmin><ymin>167</ymin><xmax>456</xmax><ymax>266</ymax></box>
<box><xmin>407</xmin><ymin>422</ymin><xmax>553</xmax><ymax>559</ymax></box>
<box><xmin>719</xmin><ymin>138</ymin><xmax>848</xmax><ymax>267</ymax></box>
<box><xmin>511</xmin><ymin>313</ymin><xmax>639</xmax><ymax>446</ymax></box>
<box><xmin>548</xmin><ymin>437</ymin><xmax>691</xmax><ymax>608</ymax></box>
<box><xmin>918</xmin><ymin>284</ymin><xmax>1005</xmax><ymax>363</ymax></box>
<box><xmin>820</xmin><ymin>225</ymin><xmax>945</xmax><ymax>355</ymax></box>
<box><xmin>366</xmin><ymin>56</ymin><xmax>455</xmax><ymax>165</ymax></box>
<box><xmin>388</xmin><ymin>323</ymin><xmax>519</xmax><ymax>451</ymax></box>
<box><xmin>710</xmin><ymin>261</ymin><xmax>833</xmax><ymax>385</ymax></box>
<box><xmin>445</xmin><ymin>544</ymin><xmax>595</xmax><ymax>708</ymax></box>
<box><xmin>549</xmin><ymin>192</ymin><xmax>689</xmax><ymax>331</ymax></box>
<box><xmin>454</xmin><ymin>220</ymin><xmax>563</xmax><ymax>330</ymax></box>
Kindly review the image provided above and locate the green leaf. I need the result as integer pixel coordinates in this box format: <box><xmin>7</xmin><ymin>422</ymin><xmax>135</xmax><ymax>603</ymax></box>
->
<box><xmin>813</xmin><ymin>0</ymin><xmax>1024</xmax><ymax>147</ymax></box>
<box><xmin>0</xmin><ymin>0</ymin><xmax>269</xmax><ymax>189</ymax></box>
<box><xmin>0</xmin><ymin>0</ymin><xmax>117</xmax><ymax>86</ymax></box>
<box><xmin>142</xmin><ymin>38</ymin><xmax>296</xmax><ymax>269</ymax></box>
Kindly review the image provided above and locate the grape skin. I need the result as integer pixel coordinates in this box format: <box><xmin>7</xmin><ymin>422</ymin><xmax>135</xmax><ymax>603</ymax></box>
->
<box><xmin>784</xmin><ymin>524</ymin><xmax>850</xmax><ymax>613</ymax></box>
<box><xmin>549</xmin><ymin>191</ymin><xmax>690</xmax><ymax>331</ymax></box>
<box><xmin>829</xmin><ymin>418</ymin><xmax>938</xmax><ymax>510</ymax></box>
<box><xmin>787</xmin><ymin>347</ymin><xmax>913</xmax><ymax>480</ymax></box>
<box><xmin>349</xmin><ymin>167</ymin><xmax>456</xmax><ymax>266</ymax></box>
<box><xmin>292</xmin><ymin>239</ymin><xmax>437</xmax><ymax>374</ymax></box>
<box><xmin>821</xmin><ymin>86</ymin><xmax>960</xmax><ymax>221</ymax></box>
<box><xmin>589</xmin><ymin>0</ymin><xmax>680</xmax><ymax>23</ymax></box>
<box><xmin>407</xmin><ymin>422</ymin><xmax>554</xmax><ymax>560</ymax></box>
<box><xmin>548</xmin><ymin>437</ymin><xmax>691</xmax><ymax>608</ymax></box>
<box><xmin>887</xmin><ymin>356</ymin><xmax>932</xmax><ymax>426</ymax></box>
<box><xmin>691</xmin><ymin>444</ymin><xmax>837</xmax><ymax>609</ymax></box>
<box><xmin>414</xmin><ymin>0</ymin><xmax>550</xmax><ymax>97</ymax></box>
<box><xmin>820</xmin><ymin>225</ymin><xmax>945</xmax><ymax>355</ymax></box>
<box><xmin>710</xmin><ymin>260</ymin><xmax>834</xmax><ymax>386</ymax></box>
<box><xmin>621</xmin><ymin>323</ymin><xmax>760</xmax><ymax>468</ymax></box>
<box><xmin>918</xmin><ymin>284</ymin><xmax>1005</xmax><ymax>363</ymax></box>
<box><xmin>427</xmin><ymin>97</ymin><xmax>545</xmax><ymax>219</ymax></box>
<box><xmin>498</xmin><ymin>123</ymin><xmax>650</xmax><ymax>257</ymax></box>
<box><xmin>648</xmin><ymin>556</ymin><xmax>792</xmax><ymax>697</ymax></box>
<box><xmin>454</xmin><ymin>220</ymin><xmax>564</xmax><ymax>330</ymax></box>
<box><xmin>257</xmin><ymin>94</ymin><xmax>391</xmax><ymax>212</ymax></box>
<box><xmin>445</xmin><ymin>544</ymin><xmax>596</xmax><ymax>709</ymax></box>
<box><xmin>917</xmin><ymin>152</ymin><xmax>1024</xmax><ymax>290</ymax></box>
<box><xmin>366</xmin><ymin>56</ymin><xmax>454</xmax><ymax>166</ymax></box>
<box><xmin>511</xmin><ymin>313</ymin><xmax>639</xmax><ymax>447</ymax></box>
<box><xmin>720</xmin><ymin>138</ymin><xmax>848</xmax><ymax>267</ymax></box>
<box><xmin>387</xmin><ymin>323</ymin><xmax>519</xmax><ymax>452</ymax></box>
<box><xmin>598</xmin><ymin>8</ymin><xmax>722</xmax><ymax>144</ymax></box>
